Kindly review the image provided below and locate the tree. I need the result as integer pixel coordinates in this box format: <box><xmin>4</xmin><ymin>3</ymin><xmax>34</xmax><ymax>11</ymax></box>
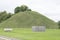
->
<box><xmin>58</xmin><ymin>21</ymin><xmax>60</xmax><ymax>29</ymax></box>
<box><xmin>20</xmin><ymin>5</ymin><xmax>28</xmax><ymax>12</ymax></box>
<box><xmin>14</xmin><ymin>5</ymin><xmax>32</xmax><ymax>13</ymax></box>
<box><xmin>14</xmin><ymin>7</ymin><xmax>21</xmax><ymax>13</ymax></box>
<box><xmin>0</xmin><ymin>11</ymin><xmax>12</xmax><ymax>23</ymax></box>
<box><xmin>7</xmin><ymin>13</ymin><xmax>12</xmax><ymax>18</ymax></box>
<box><xmin>0</xmin><ymin>11</ymin><xmax>7</xmax><ymax>22</ymax></box>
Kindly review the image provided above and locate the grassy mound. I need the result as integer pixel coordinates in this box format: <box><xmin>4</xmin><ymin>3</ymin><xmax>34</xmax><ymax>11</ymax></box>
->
<box><xmin>0</xmin><ymin>11</ymin><xmax>58</xmax><ymax>28</ymax></box>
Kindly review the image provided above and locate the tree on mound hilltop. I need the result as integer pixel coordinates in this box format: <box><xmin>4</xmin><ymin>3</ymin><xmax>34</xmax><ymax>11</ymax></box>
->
<box><xmin>14</xmin><ymin>5</ymin><xmax>31</xmax><ymax>13</ymax></box>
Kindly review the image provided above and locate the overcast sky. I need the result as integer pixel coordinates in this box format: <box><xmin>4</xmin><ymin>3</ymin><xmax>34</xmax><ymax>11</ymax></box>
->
<box><xmin>0</xmin><ymin>0</ymin><xmax>60</xmax><ymax>22</ymax></box>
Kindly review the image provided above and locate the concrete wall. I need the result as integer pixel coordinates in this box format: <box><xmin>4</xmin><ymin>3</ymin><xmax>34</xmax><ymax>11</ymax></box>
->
<box><xmin>32</xmin><ymin>26</ymin><xmax>46</xmax><ymax>32</ymax></box>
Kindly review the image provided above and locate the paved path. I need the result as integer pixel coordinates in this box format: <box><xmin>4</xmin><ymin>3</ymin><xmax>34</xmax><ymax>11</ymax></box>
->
<box><xmin>0</xmin><ymin>36</ymin><xmax>19</xmax><ymax>40</ymax></box>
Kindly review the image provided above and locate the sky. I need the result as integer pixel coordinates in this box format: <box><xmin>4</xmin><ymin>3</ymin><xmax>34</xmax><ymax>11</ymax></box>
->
<box><xmin>0</xmin><ymin>0</ymin><xmax>60</xmax><ymax>22</ymax></box>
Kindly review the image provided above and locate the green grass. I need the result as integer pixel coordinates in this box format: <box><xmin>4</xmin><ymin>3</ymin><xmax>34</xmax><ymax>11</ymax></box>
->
<box><xmin>0</xmin><ymin>11</ymin><xmax>58</xmax><ymax>28</ymax></box>
<box><xmin>0</xmin><ymin>28</ymin><xmax>60</xmax><ymax>40</ymax></box>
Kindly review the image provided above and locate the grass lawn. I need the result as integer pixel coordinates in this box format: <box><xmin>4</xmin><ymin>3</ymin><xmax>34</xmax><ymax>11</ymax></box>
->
<box><xmin>0</xmin><ymin>28</ymin><xmax>60</xmax><ymax>40</ymax></box>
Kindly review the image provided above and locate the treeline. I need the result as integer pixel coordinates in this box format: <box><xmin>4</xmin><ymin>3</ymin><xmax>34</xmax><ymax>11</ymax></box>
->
<box><xmin>0</xmin><ymin>11</ymin><xmax>12</xmax><ymax>23</ymax></box>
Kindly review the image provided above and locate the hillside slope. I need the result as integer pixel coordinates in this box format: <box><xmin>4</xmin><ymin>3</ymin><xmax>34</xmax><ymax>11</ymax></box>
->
<box><xmin>0</xmin><ymin>11</ymin><xmax>58</xmax><ymax>28</ymax></box>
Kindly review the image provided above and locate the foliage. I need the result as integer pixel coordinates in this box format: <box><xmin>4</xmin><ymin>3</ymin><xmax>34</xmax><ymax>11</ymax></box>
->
<box><xmin>20</xmin><ymin>5</ymin><xmax>28</xmax><ymax>12</ymax></box>
<box><xmin>0</xmin><ymin>11</ymin><xmax>12</xmax><ymax>23</ymax></box>
<box><xmin>58</xmin><ymin>21</ymin><xmax>60</xmax><ymax>29</ymax></box>
<box><xmin>14</xmin><ymin>7</ymin><xmax>21</xmax><ymax>13</ymax></box>
<box><xmin>14</xmin><ymin>5</ymin><xmax>31</xmax><ymax>13</ymax></box>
